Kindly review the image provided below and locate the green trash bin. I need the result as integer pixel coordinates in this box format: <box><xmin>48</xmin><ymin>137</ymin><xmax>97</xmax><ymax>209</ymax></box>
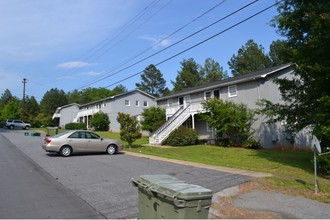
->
<box><xmin>46</xmin><ymin>127</ymin><xmax>58</xmax><ymax>136</ymax></box>
<box><xmin>132</xmin><ymin>175</ymin><xmax>213</xmax><ymax>219</ymax></box>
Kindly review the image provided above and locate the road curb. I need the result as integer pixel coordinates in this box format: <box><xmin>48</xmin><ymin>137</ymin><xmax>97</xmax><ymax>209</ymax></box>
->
<box><xmin>124</xmin><ymin>151</ymin><xmax>272</xmax><ymax>178</ymax></box>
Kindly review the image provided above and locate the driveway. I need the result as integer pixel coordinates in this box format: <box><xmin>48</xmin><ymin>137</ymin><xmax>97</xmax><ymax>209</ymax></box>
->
<box><xmin>0</xmin><ymin>129</ymin><xmax>250</xmax><ymax>219</ymax></box>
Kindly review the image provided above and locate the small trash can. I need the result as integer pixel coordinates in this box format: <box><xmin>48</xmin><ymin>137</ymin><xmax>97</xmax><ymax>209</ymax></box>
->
<box><xmin>46</xmin><ymin>127</ymin><xmax>58</xmax><ymax>136</ymax></box>
<box><xmin>30</xmin><ymin>132</ymin><xmax>41</xmax><ymax>137</ymax></box>
<box><xmin>132</xmin><ymin>175</ymin><xmax>212</xmax><ymax>219</ymax></box>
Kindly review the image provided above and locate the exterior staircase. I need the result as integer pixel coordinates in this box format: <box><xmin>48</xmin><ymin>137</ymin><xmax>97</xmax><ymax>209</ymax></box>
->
<box><xmin>149</xmin><ymin>105</ymin><xmax>192</xmax><ymax>144</ymax></box>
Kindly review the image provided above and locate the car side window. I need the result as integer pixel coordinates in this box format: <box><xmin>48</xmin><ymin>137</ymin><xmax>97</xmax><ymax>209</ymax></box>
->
<box><xmin>69</xmin><ymin>132</ymin><xmax>85</xmax><ymax>139</ymax></box>
<box><xmin>85</xmin><ymin>132</ymin><xmax>92</xmax><ymax>139</ymax></box>
<box><xmin>90</xmin><ymin>132</ymin><xmax>100</xmax><ymax>139</ymax></box>
<box><xmin>85</xmin><ymin>132</ymin><xmax>100</xmax><ymax>139</ymax></box>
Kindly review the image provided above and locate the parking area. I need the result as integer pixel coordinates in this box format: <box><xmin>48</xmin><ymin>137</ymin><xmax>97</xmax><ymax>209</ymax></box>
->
<box><xmin>0</xmin><ymin>129</ymin><xmax>250</xmax><ymax>218</ymax></box>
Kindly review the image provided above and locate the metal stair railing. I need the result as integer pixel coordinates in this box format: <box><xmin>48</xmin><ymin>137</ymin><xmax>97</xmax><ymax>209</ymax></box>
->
<box><xmin>150</xmin><ymin>105</ymin><xmax>191</xmax><ymax>144</ymax></box>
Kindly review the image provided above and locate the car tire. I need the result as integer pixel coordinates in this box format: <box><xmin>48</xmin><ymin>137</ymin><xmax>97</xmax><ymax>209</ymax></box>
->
<box><xmin>59</xmin><ymin>146</ymin><xmax>72</xmax><ymax>157</ymax></box>
<box><xmin>25</xmin><ymin>126</ymin><xmax>30</xmax><ymax>130</ymax></box>
<box><xmin>107</xmin><ymin>144</ymin><xmax>117</xmax><ymax>155</ymax></box>
<box><xmin>9</xmin><ymin>125</ymin><xmax>14</xmax><ymax>130</ymax></box>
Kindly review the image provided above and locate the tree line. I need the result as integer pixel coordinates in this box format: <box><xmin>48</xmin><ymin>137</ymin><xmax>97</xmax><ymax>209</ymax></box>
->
<box><xmin>0</xmin><ymin>37</ymin><xmax>286</xmax><ymax>127</ymax></box>
<box><xmin>1</xmin><ymin>0</ymin><xmax>329</xmax><ymax>157</ymax></box>
<box><xmin>136</xmin><ymin>39</ymin><xmax>289</xmax><ymax>97</ymax></box>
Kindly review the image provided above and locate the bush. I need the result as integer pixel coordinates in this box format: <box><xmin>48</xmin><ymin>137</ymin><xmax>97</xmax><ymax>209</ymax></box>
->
<box><xmin>65</xmin><ymin>122</ymin><xmax>86</xmax><ymax>130</ymax></box>
<box><xmin>201</xmin><ymin>98</ymin><xmax>255</xmax><ymax>146</ymax></box>
<box><xmin>215</xmin><ymin>137</ymin><xmax>232</xmax><ymax>147</ymax></box>
<box><xmin>162</xmin><ymin>127</ymin><xmax>198</xmax><ymax>146</ymax></box>
<box><xmin>90</xmin><ymin>112</ymin><xmax>110</xmax><ymax>131</ymax></box>
<box><xmin>318</xmin><ymin>155</ymin><xmax>330</xmax><ymax>177</ymax></box>
<box><xmin>243</xmin><ymin>138</ymin><xmax>262</xmax><ymax>149</ymax></box>
<box><xmin>141</xmin><ymin>107</ymin><xmax>166</xmax><ymax>133</ymax></box>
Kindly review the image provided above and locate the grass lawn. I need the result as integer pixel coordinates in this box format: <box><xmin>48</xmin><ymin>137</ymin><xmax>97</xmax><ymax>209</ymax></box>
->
<box><xmin>128</xmin><ymin>145</ymin><xmax>330</xmax><ymax>203</ymax></box>
<box><xmin>33</xmin><ymin>128</ymin><xmax>330</xmax><ymax>203</ymax></box>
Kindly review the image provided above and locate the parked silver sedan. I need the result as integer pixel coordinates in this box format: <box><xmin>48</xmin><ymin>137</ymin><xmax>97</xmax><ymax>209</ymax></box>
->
<box><xmin>42</xmin><ymin>130</ymin><xmax>123</xmax><ymax>157</ymax></box>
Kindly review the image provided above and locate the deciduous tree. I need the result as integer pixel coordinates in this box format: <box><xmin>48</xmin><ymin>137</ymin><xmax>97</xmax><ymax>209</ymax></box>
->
<box><xmin>259</xmin><ymin>1</ymin><xmax>330</xmax><ymax>142</ymax></box>
<box><xmin>1</xmin><ymin>100</ymin><xmax>21</xmax><ymax>120</ymax></box>
<box><xmin>117</xmin><ymin>112</ymin><xmax>142</xmax><ymax>149</ymax></box>
<box><xmin>201</xmin><ymin>98</ymin><xmax>255</xmax><ymax>146</ymax></box>
<box><xmin>140</xmin><ymin>106</ymin><xmax>166</xmax><ymax>133</ymax></box>
<box><xmin>39</xmin><ymin>88</ymin><xmax>68</xmax><ymax>125</ymax></box>
<box><xmin>25</xmin><ymin>96</ymin><xmax>40</xmax><ymax>126</ymax></box>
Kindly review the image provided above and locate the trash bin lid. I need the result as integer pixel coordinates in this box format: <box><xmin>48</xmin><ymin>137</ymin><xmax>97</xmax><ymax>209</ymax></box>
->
<box><xmin>132</xmin><ymin>175</ymin><xmax>212</xmax><ymax>201</ymax></box>
<box><xmin>132</xmin><ymin>175</ymin><xmax>185</xmax><ymax>188</ymax></box>
<box><xmin>151</xmin><ymin>182</ymin><xmax>213</xmax><ymax>201</ymax></box>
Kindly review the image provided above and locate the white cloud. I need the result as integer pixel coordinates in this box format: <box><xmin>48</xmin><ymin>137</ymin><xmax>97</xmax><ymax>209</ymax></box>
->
<box><xmin>80</xmin><ymin>71</ymin><xmax>103</xmax><ymax>76</ymax></box>
<box><xmin>57</xmin><ymin>61</ymin><xmax>92</xmax><ymax>69</ymax></box>
<box><xmin>140</xmin><ymin>35</ymin><xmax>172</xmax><ymax>49</ymax></box>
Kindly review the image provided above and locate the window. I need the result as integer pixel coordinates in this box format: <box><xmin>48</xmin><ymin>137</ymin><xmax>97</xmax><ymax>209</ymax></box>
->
<box><xmin>86</xmin><ymin>132</ymin><xmax>100</xmax><ymax>139</ymax></box>
<box><xmin>143</xmin><ymin>101</ymin><xmax>148</xmax><ymax>107</ymax></box>
<box><xmin>228</xmin><ymin>85</ymin><xmax>237</xmax><ymax>97</ymax></box>
<box><xmin>125</xmin><ymin>100</ymin><xmax>130</xmax><ymax>106</ymax></box>
<box><xmin>204</xmin><ymin>91</ymin><xmax>211</xmax><ymax>100</ymax></box>
<box><xmin>167</xmin><ymin>99</ymin><xmax>173</xmax><ymax>107</ymax></box>
<box><xmin>206</xmin><ymin>122</ymin><xmax>213</xmax><ymax>132</ymax></box>
<box><xmin>69</xmin><ymin>131</ymin><xmax>85</xmax><ymax>139</ymax></box>
<box><xmin>136</xmin><ymin>100</ymin><xmax>139</xmax><ymax>107</ymax></box>
<box><xmin>182</xmin><ymin>116</ymin><xmax>192</xmax><ymax>128</ymax></box>
<box><xmin>178</xmin><ymin>97</ymin><xmax>184</xmax><ymax>106</ymax></box>
<box><xmin>213</xmin><ymin>89</ymin><xmax>220</xmax><ymax>99</ymax></box>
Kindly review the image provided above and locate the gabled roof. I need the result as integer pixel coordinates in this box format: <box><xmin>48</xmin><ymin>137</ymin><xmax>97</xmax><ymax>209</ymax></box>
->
<box><xmin>79</xmin><ymin>89</ymin><xmax>156</xmax><ymax>107</ymax></box>
<box><xmin>158</xmin><ymin>63</ymin><xmax>293</xmax><ymax>100</ymax></box>
<box><xmin>55</xmin><ymin>103</ymin><xmax>80</xmax><ymax>110</ymax></box>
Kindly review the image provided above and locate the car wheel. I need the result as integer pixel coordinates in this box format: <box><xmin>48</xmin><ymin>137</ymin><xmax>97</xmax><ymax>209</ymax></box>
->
<box><xmin>59</xmin><ymin>146</ymin><xmax>72</xmax><ymax>157</ymax></box>
<box><xmin>25</xmin><ymin>126</ymin><xmax>30</xmax><ymax>130</ymax></box>
<box><xmin>107</xmin><ymin>144</ymin><xmax>117</xmax><ymax>155</ymax></box>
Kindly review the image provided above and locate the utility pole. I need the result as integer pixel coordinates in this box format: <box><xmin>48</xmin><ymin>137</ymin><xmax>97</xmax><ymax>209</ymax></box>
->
<box><xmin>21</xmin><ymin>78</ymin><xmax>27</xmax><ymax>120</ymax></box>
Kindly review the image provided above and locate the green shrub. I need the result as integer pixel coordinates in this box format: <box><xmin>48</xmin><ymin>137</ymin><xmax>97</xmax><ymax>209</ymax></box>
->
<box><xmin>162</xmin><ymin>127</ymin><xmax>198</xmax><ymax>146</ymax></box>
<box><xmin>318</xmin><ymin>155</ymin><xmax>330</xmax><ymax>177</ymax></box>
<box><xmin>65</xmin><ymin>122</ymin><xmax>86</xmax><ymax>130</ymax></box>
<box><xmin>201</xmin><ymin>98</ymin><xmax>255</xmax><ymax>146</ymax></box>
<box><xmin>90</xmin><ymin>112</ymin><xmax>110</xmax><ymax>131</ymax></box>
<box><xmin>243</xmin><ymin>138</ymin><xmax>262</xmax><ymax>149</ymax></box>
<box><xmin>215</xmin><ymin>137</ymin><xmax>232</xmax><ymax>147</ymax></box>
<box><xmin>141</xmin><ymin>107</ymin><xmax>166</xmax><ymax>133</ymax></box>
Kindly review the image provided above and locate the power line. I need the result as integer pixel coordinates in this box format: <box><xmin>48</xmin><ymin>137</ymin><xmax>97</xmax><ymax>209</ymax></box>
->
<box><xmin>51</xmin><ymin>0</ymin><xmax>164</xmax><ymax>83</ymax></box>
<box><xmin>78</xmin><ymin>0</ymin><xmax>227</xmax><ymax>89</ymax></box>
<box><xmin>103</xmin><ymin>0</ymin><xmax>284</xmax><ymax>88</ymax></box>
<box><xmin>78</xmin><ymin>0</ymin><xmax>258</xmax><ymax>89</ymax></box>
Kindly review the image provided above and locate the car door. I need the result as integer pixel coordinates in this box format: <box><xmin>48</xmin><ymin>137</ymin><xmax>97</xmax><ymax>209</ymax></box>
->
<box><xmin>85</xmin><ymin>131</ymin><xmax>105</xmax><ymax>152</ymax></box>
<box><xmin>67</xmin><ymin>131</ymin><xmax>88</xmax><ymax>152</ymax></box>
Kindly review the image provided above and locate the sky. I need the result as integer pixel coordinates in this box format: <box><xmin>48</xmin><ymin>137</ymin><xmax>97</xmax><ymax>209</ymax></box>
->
<box><xmin>0</xmin><ymin>0</ymin><xmax>283</xmax><ymax>102</ymax></box>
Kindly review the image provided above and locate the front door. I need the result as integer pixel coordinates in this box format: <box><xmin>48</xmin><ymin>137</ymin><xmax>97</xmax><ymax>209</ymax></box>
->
<box><xmin>184</xmin><ymin>95</ymin><xmax>191</xmax><ymax>107</ymax></box>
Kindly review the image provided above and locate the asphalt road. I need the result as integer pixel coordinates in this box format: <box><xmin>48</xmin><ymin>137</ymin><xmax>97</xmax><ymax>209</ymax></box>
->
<box><xmin>0</xmin><ymin>130</ymin><xmax>104</xmax><ymax>219</ymax></box>
<box><xmin>0</xmin><ymin>129</ymin><xmax>249</xmax><ymax>218</ymax></box>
